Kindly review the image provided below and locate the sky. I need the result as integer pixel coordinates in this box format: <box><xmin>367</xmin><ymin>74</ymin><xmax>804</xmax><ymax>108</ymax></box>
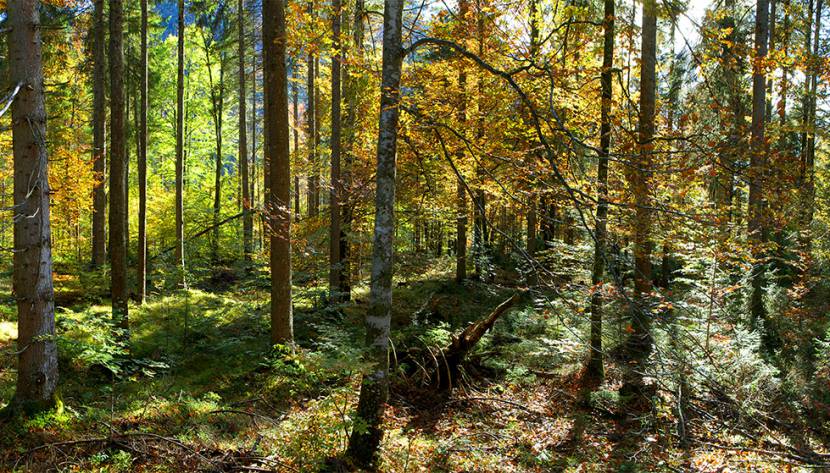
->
<box><xmin>674</xmin><ymin>0</ymin><xmax>710</xmax><ymax>54</ymax></box>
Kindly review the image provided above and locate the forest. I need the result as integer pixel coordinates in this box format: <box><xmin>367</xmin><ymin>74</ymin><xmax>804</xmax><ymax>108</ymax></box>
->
<box><xmin>0</xmin><ymin>0</ymin><xmax>828</xmax><ymax>468</ymax></box>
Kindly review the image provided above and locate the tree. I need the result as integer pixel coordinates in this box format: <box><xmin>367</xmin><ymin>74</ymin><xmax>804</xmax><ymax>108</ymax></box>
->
<box><xmin>714</xmin><ymin>0</ymin><xmax>744</xmax><ymax>218</ymax></box>
<box><xmin>292</xmin><ymin>72</ymin><xmax>300</xmax><ymax>222</ymax></box>
<box><xmin>109</xmin><ymin>0</ymin><xmax>129</xmax><ymax>339</ymax></box>
<box><xmin>454</xmin><ymin>0</ymin><xmax>469</xmax><ymax>284</ymax></box>
<box><xmin>472</xmin><ymin>0</ymin><xmax>488</xmax><ymax>279</ymax></box>
<box><xmin>621</xmin><ymin>0</ymin><xmax>656</xmax><ymax>400</ymax></box>
<box><xmin>306</xmin><ymin>2</ymin><xmax>318</xmax><ymax>219</ymax></box>
<box><xmin>197</xmin><ymin>11</ymin><xmax>228</xmax><ymax>264</ymax></box>
<box><xmin>747</xmin><ymin>0</ymin><xmax>771</xmax><ymax>351</ymax></box>
<box><xmin>586</xmin><ymin>0</ymin><xmax>615</xmax><ymax>384</ymax></box>
<box><xmin>175</xmin><ymin>0</ymin><xmax>186</xmax><ymax>282</ymax></box>
<box><xmin>239</xmin><ymin>0</ymin><xmax>252</xmax><ymax>260</ymax></box>
<box><xmin>137</xmin><ymin>0</ymin><xmax>149</xmax><ymax>303</ymax></box>
<box><xmin>7</xmin><ymin>0</ymin><xmax>60</xmax><ymax>412</ymax></box>
<box><xmin>800</xmin><ymin>0</ymin><xmax>822</xmax><ymax>233</ymax></box>
<box><xmin>329</xmin><ymin>0</ymin><xmax>344</xmax><ymax>301</ymax></box>
<box><xmin>346</xmin><ymin>0</ymin><xmax>404</xmax><ymax>464</ymax></box>
<box><xmin>263</xmin><ymin>0</ymin><xmax>293</xmax><ymax>344</ymax></box>
<box><xmin>91</xmin><ymin>0</ymin><xmax>107</xmax><ymax>268</ymax></box>
<box><xmin>340</xmin><ymin>0</ymin><xmax>365</xmax><ymax>301</ymax></box>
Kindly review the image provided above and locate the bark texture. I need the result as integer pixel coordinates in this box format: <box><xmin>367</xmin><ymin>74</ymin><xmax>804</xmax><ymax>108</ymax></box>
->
<box><xmin>239</xmin><ymin>0</ymin><xmax>252</xmax><ymax>260</ymax></box>
<box><xmin>9</xmin><ymin>0</ymin><xmax>59</xmax><ymax>410</ymax></box>
<box><xmin>748</xmin><ymin>0</ymin><xmax>771</xmax><ymax>350</ymax></box>
<box><xmin>346</xmin><ymin>0</ymin><xmax>403</xmax><ymax>465</ymax></box>
<box><xmin>329</xmin><ymin>0</ymin><xmax>343</xmax><ymax>300</ymax></box>
<box><xmin>137</xmin><ymin>0</ymin><xmax>148</xmax><ymax>303</ymax></box>
<box><xmin>175</xmin><ymin>0</ymin><xmax>186</xmax><ymax>281</ymax></box>
<box><xmin>586</xmin><ymin>0</ymin><xmax>614</xmax><ymax>383</ymax></box>
<box><xmin>91</xmin><ymin>0</ymin><xmax>107</xmax><ymax>267</ymax></box>
<box><xmin>263</xmin><ymin>0</ymin><xmax>294</xmax><ymax>344</ymax></box>
<box><xmin>621</xmin><ymin>0</ymin><xmax>656</xmax><ymax>401</ymax></box>
<box><xmin>109</xmin><ymin>0</ymin><xmax>129</xmax><ymax>336</ymax></box>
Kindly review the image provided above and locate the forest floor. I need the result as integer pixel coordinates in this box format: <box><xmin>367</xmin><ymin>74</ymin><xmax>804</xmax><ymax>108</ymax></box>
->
<box><xmin>0</xmin><ymin>259</ymin><xmax>827</xmax><ymax>472</ymax></box>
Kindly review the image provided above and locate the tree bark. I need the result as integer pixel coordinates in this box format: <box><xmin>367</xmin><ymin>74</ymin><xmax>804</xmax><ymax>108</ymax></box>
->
<box><xmin>263</xmin><ymin>0</ymin><xmax>293</xmax><ymax>344</ymax></box>
<box><xmin>175</xmin><ymin>0</ymin><xmax>186</xmax><ymax>282</ymax></box>
<box><xmin>586</xmin><ymin>0</ymin><xmax>614</xmax><ymax>384</ymax></box>
<box><xmin>621</xmin><ymin>0</ymin><xmax>656</xmax><ymax>401</ymax></box>
<box><xmin>292</xmin><ymin>71</ymin><xmax>300</xmax><ymax>221</ymax></box>
<box><xmin>454</xmin><ymin>0</ymin><xmax>469</xmax><ymax>284</ymax></box>
<box><xmin>329</xmin><ymin>0</ymin><xmax>343</xmax><ymax>301</ymax></box>
<box><xmin>109</xmin><ymin>0</ymin><xmax>129</xmax><ymax>339</ymax></box>
<box><xmin>340</xmin><ymin>0</ymin><xmax>364</xmax><ymax>301</ymax></box>
<box><xmin>306</xmin><ymin>0</ymin><xmax>318</xmax><ymax>218</ymax></box>
<box><xmin>91</xmin><ymin>0</ymin><xmax>107</xmax><ymax>268</ymax></box>
<box><xmin>8</xmin><ymin>0</ymin><xmax>59</xmax><ymax>411</ymax></box>
<box><xmin>473</xmin><ymin>0</ymin><xmax>487</xmax><ymax>279</ymax></box>
<box><xmin>748</xmin><ymin>0</ymin><xmax>771</xmax><ymax>350</ymax></box>
<box><xmin>137</xmin><ymin>0</ymin><xmax>148</xmax><ymax>303</ymax></box>
<box><xmin>239</xmin><ymin>0</ymin><xmax>252</xmax><ymax>261</ymax></box>
<box><xmin>778</xmin><ymin>0</ymin><xmax>789</xmax><ymax>125</ymax></box>
<box><xmin>203</xmin><ymin>35</ymin><xmax>225</xmax><ymax>264</ymax></box>
<box><xmin>252</xmin><ymin>43</ymin><xmax>261</xmax><ymax>250</ymax></box>
<box><xmin>346</xmin><ymin>0</ymin><xmax>403</xmax><ymax>465</ymax></box>
<box><xmin>715</xmin><ymin>0</ymin><xmax>742</xmax><ymax>225</ymax></box>
<box><xmin>801</xmin><ymin>0</ymin><xmax>822</xmax><ymax>234</ymax></box>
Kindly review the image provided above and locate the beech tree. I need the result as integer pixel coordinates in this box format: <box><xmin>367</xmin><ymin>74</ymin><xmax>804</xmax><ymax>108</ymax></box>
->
<box><xmin>175</xmin><ymin>0</ymin><xmax>186</xmax><ymax>282</ymax></box>
<box><xmin>346</xmin><ymin>0</ymin><xmax>404</xmax><ymax>464</ymax></box>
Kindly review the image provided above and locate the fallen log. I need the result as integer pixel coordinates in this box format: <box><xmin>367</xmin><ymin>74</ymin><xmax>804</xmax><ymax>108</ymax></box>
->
<box><xmin>436</xmin><ymin>292</ymin><xmax>522</xmax><ymax>391</ymax></box>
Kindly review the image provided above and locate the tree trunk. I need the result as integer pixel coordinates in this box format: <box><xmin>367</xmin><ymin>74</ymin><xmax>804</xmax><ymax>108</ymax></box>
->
<box><xmin>329</xmin><ymin>0</ymin><xmax>343</xmax><ymax>301</ymax></box>
<box><xmin>473</xmin><ymin>0</ymin><xmax>487</xmax><ymax>279</ymax></box>
<box><xmin>175</xmin><ymin>0</ymin><xmax>186</xmax><ymax>282</ymax></box>
<box><xmin>778</xmin><ymin>0</ymin><xmax>789</xmax><ymax>125</ymax></box>
<box><xmin>341</xmin><ymin>0</ymin><xmax>364</xmax><ymax>301</ymax></box>
<box><xmin>137</xmin><ymin>0</ymin><xmax>148</xmax><ymax>303</ymax></box>
<box><xmin>621</xmin><ymin>0</ymin><xmax>656</xmax><ymax>401</ymax></box>
<box><xmin>204</xmin><ymin>40</ymin><xmax>225</xmax><ymax>264</ymax></box>
<box><xmin>306</xmin><ymin>13</ymin><xmax>317</xmax><ymax>218</ymax></box>
<box><xmin>239</xmin><ymin>0</ymin><xmax>252</xmax><ymax>261</ymax></box>
<box><xmin>91</xmin><ymin>0</ymin><xmax>107</xmax><ymax>268</ymax></box>
<box><xmin>586</xmin><ymin>0</ymin><xmax>614</xmax><ymax>384</ymax></box>
<box><xmin>713</xmin><ymin>0</ymin><xmax>742</xmax><ymax>220</ymax></box>
<box><xmin>454</xmin><ymin>0</ymin><xmax>469</xmax><ymax>284</ymax></box>
<box><xmin>314</xmin><ymin>58</ymin><xmax>322</xmax><ymax>211</ymax></box>
<box><xmin>252</xmin><ymin>44</ymin><xmax>261</xmax><ymax>251</ymax></box>
<box><xmin>8</xmin><ymin>0</ymin><xmax>59</xmax><ymax>411</ymax></box>
<box><xmin>292</xmin><ymin>72</ymin><xmax>300</xmax><ymax>221</ymax></box>
<box><xmin>748</xmin><ymin>0</ymin><xmax>771</xmax><ymax>350</ymax></box>
<box><xmin>109</xmin><ymin>0</ymin><xmax>129</xmax><ymax>339</ymax></box>
<box><xmin>263</xmin><ymin>0</ymin><xmax>293</xmax><ymax>344</ymax></box>
<box><xmin>346</xmin><ymin>0</ymin><xmax>403</xmax><ymax>464</ymax></box>
<box><xmin>525</xmin><ymin>0</ymin><xmax>539</xmax><ymax>286</ymax></box>
<box><xmin>801</xmin><ymin>0</ymin><xmax>822</xmax><ymax>235</ymax></box>
<box><xmin>766</xmin><ymin>0</ymin><xmax>777</xmax><ymax>122</ymax></box>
